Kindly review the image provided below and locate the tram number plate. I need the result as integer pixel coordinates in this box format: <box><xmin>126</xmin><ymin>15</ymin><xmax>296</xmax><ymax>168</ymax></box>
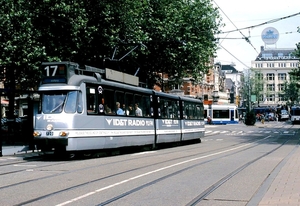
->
<box><xmin>46</xmin><ymin>132</ymin><xmax>54</xmax><ymax>136</ymax></box>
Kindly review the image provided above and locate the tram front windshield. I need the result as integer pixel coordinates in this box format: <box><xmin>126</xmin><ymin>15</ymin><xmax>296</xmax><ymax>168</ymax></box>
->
<box><xmin>41</xmin><ymin>91</ymin><xmax>79</xmax><ymax>114</ymax></box>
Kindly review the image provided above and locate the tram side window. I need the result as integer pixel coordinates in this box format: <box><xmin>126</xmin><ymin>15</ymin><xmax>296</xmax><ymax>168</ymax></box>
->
<box><xmin>196</xmin><ymin>104</ymin><xmax>204</xmax><ymax>120</ymax></box>
<box><xmin>185</xmin><ymin>102</ymin><xmax>202</xmax><ymax>120</ymax></box>
<box><xmin>159</xmin><ymin>98</ymin><xmax>178</xmax><ymax>119</ymax></box>
<box><xmin>134</xmin><ymin>94</ymin><xmax>143</xmax><ymax>117</ymax></box>
<box><xmin>185</xmin><ymin>103</ymin><xmax>194</xmax><ymax>119</ymax></box>
<box><xmin>115</xmin><ymin>91</ymin><xmax>125</xmax><ymax>115</ymax></box>
<box><xmin>213</xmin><ymin>109</ymin><xmax>229</xmax><ymax>118</ymax></box>
<box><xmin>159</xmin><ymin>98</ymin><xmax>168</xmax><ymax>118</ymax></box>
<box><xmin>125</xmin><ymin>92</ymin><xmax>135</xmax><ymax>116</ymax></box>
<box><xmin>86</xmin><ymin>87</ymin><xmax>97</xmax><ymax>114</ymax></box>
<box><xmin>102</xmin><ymin>89</ymin><xmax>115</xmax><ymax>115</ymax></box>
<box><xmin>292</xmin><ymin>108</ymin><xmax>300</xmax><ymax>115</ymax></box>
<box><xmin>141</xmin><ymin>95</ymin><xmax>151</xmax><ymax>117</ymax></box>
<box><xmin>167</xmin><ymin>100</ymin><xmax>178</xmax><ymax>119</ymax></box>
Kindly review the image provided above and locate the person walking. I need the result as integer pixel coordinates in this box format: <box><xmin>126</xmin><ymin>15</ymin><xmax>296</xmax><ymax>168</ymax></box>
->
<box><xmin>261</xmin><ymin>114</ymin><xmax>265</xmax><ymax>124</ymax></box>
<box><xmin>207</xmin><ymin>116</ymin><xmax>212</xmax><ymax>124</ymax></box>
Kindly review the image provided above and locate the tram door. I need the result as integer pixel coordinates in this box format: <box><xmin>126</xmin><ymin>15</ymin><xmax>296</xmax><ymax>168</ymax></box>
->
<box><xmin>230</xmin><ymin>109</ymin><xmax>234</xmax><ymax>121</ymax></box>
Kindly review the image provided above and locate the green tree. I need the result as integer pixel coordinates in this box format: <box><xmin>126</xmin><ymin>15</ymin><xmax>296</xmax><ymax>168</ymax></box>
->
<box><xmin>284</xmin><ymin>78</ymin><xmax>300</xmax><ymax>106</ymax></box>
<box><xmin>1</xmin><ymin>0</ymin><xmax>221</xmax><ymax>91</ymax></box>
<box><xmin>250</xmin><ymin>70</ymin><xmax>265</xmax><ymax>107</ymax></box>
<box><xmin>139</xmin><ymin>0</ymin><xmax>222</xmax><ymax>86</ymax></box>
<box><xmin>0</xmin><ymin>1</ymin><xmax>47</xmax><ymax>119</ymax></box>
<box><xmin>0</xmin><ymin>1</ymin><xmax>46</xmax><ymax>90</ymax></box>
<box><xmin>284</xmin><ymin>26</ymin><xmax>300</xmax><ymax>105</ymax></box>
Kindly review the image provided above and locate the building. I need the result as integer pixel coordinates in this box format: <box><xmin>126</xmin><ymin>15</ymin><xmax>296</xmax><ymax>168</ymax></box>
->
<box><xmin>251</xmin><ymin>46</ymin><xmax>299</xmax><ymax>107</ymax></box>
<box><xmin>219</xmin><ymin>63</ymin><xmax>243</xmax><ymax>106</ymax></box>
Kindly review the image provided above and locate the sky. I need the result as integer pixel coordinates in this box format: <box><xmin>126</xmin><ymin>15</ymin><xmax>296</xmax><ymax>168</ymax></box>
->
<box><xmin>212</xmin><ymin>0</ymin><xmax>300</xmax><ymax>71</ymax></box>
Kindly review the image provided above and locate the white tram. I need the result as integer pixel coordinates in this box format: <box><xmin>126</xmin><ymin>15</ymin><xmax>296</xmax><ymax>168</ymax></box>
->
<box><xmin>290</xmin><ymin>106</ymin><xmax>300</xmax><ymax>124</ymax></box>
<box><xmin>33</xmin><ymin>62</ymin><xmax>205</xmax><ymax>155</ymax></box>
<box><xmin>204</xmin><ymin>104</ymin><xmax>239</xmax><ymax>124</ymax></box>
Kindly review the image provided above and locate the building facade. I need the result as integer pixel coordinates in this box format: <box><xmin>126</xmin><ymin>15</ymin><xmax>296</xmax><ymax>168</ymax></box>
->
<box><xmin>251</xmin><ymin>46</ymin><xmax>299</xmax><ymax>107</ymax></box>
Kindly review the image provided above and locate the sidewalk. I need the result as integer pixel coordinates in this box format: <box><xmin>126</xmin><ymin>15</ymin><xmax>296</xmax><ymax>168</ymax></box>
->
<box><xmin>0</xmin><ymin>145</ymin><xmax>36</xmax><ymax>157</ymax></box>
<box><xmin>257</xmin><ymin>145</ymin><xmax>300</xmax><ymax>206</ymax></box>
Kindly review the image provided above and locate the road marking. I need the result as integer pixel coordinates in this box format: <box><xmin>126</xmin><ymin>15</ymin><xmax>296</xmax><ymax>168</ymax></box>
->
<box><xmin>14</xmin><ymin>164</ymin><xmax>37</xmax><ymax>167</ymax></box>
<box><xmin>56</xmin><ymin>136</ymin><xmax>271</xmax><ymax>206</ymax></box>
<box><xmin>131</xmin><ymin>151</ymin><xmax>157</xmax><ymax>156</ymax></box>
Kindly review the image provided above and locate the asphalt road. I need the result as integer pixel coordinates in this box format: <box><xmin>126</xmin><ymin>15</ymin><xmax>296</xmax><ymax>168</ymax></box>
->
<box><xmin>0</xmin><ymin>121</ymin><xmax>299</xmax><ymax>206</ymax></box>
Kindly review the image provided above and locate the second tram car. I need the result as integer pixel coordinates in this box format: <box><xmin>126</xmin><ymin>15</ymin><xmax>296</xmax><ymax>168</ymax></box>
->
<box><xmin>33</xmin><ymin>62</ymin><xmax>205</xmax><ymax>155</ymax></box>
<box><xmin>204</xmin><ymin>104</ymin><xmax>239</xmax><ymax>124</ymax></box>
<box><xmin>290</xmin><ymin>106</ymin><xmax>300</xmax><ymax>124</ymax></box>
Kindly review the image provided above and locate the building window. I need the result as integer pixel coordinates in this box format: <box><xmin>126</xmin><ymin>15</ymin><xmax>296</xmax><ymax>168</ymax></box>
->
<box><xmin>278</xmin><ymin>73</ymin><xmax>286</xmax><ymax>81</ymax></box>
<box><xmin>278</xmin><ymin>84</ymin><xmax>284</xmax><ymax>91</ymax></box>
<box><xmin>267</xmin><ymin>84</ymin><xmax>275</xmax><ymax>91</ymax></box>
<box><xmin>290</xmin><ymin>62</ymin><xmax>299</xmax><ymax>68</ymax></box>
<box><xmin>266</xmin><ymin>73</ymin><xmax>274</xmax><ymax>81</ymax></box>
<box><xmin>278</xmin><ymin>53</ymin><xmax>283</xmax><ymax>57</ymax></box>
<box><xmin>267</xmin><ymin>94</ymin><xmax>275</xmax><ymax>101</ymax></box>
<box><xmin>278</xmin><ymin>94</ymin><xmax>287</xmax><ymax>101</ymax></box>
<box><xmin>255</xmin><ymin>63</ymin><xmax>263</xmax><ymax>68</ymax></box>
<box><xmin>278</xmin><ymin>63</ymin><xmax>286</xmax><ymax>67</ymax></box>
<box><xmin>262</xmin><ymin>53</ymin><xmax>273</xmax><ymax>58</ymax></box>
<box><xmin>267</xmin><ymin>63</ymin><xmax>274</xmax><ymax>67</ymax></box>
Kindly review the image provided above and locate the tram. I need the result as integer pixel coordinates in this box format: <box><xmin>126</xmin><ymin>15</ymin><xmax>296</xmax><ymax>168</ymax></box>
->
<box><xmin>33</xmin><ymin>62</ymin><xmax>205</xmax><ymax>155</ymax></box>
<box><xmin>290</xmin><ymin>106</ymin><xmax>300</xmax><ymax>124</ymax></box>
<box><xmin>204</xmin><ymin>104</ymin><xmax>239</xmax><ymax>124</ymax></box>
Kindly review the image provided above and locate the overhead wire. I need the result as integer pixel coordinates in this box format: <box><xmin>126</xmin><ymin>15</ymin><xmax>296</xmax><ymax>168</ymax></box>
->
<box><xmin>213</xmin><ymin>0</ymin><xmax>258</xmax><ymax>69</ymax></box>
<box><xmin>213</xmin><ymin>0</ymin><xmax>259</xmax><ymax>54</ymax></box>
<box><xmin>219</xmin><ymin>45</ymin><xmax>251</xmax><ymax>69</ymax></box>
<box><xmin>221</xmin><ymin>12</ymin><xmax>300</xmax><ymax>34</ymax></box>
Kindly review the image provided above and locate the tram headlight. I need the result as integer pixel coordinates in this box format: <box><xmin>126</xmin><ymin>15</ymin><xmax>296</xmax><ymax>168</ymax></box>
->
<box><xmin>46</xmin><ymin>124</ymin><xmax>53</xmax><ymax>131</ymax></box>
<box><xmin>59</xmin><ymin>131</ymin><xmax>69</xmax><ymax>137</ymax></box>
<box><xmin>33</xmin><ymin>131</ymin><xmax>41</xmax><ymax>137</ymax></box>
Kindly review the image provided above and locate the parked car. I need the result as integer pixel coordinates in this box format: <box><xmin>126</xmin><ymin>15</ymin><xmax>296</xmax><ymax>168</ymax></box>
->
<box><xmin>266</xmin><ymin>113</ymin><xmax>275</xmax><ymax>121</ymax></box>
<box><xmin>279</xmin><ymin>110</ymin><xmax>289</xmax><ymax>121</ymax></box>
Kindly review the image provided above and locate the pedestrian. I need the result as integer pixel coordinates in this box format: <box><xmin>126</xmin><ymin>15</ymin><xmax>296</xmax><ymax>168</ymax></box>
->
<box><xmin>207</xmin><ymin>116</ymin><xmax>212</xmax><ymax>124</ymax></box>
<box><xmin>261</xmin><ymin>114</ymin><xmax>265</xmax><ymax>124</ymax></box>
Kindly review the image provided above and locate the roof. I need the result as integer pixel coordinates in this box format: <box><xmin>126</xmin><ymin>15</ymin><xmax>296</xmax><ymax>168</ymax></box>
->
<box><xmin>221</xmin><ymin>65</ymin><xmax>239</xmax><ymax>74</ymax></box>
<box><xmin>255</xmin><ymin>47</ymin><xmax>299</xmax><ymax>61</ymax></box>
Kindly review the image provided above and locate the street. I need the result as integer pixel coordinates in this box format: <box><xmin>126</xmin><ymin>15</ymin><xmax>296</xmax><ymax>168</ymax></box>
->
<box><xmin>0</xmin><ymin>121</ymin><xmax>299</xmax><ymax>206</ymax></box>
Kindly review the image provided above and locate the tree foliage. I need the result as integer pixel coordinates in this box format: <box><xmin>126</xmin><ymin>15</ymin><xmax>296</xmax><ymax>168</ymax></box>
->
<box><xmin>285</xmin><ymin>26</ymin><xmax>300</xmax><ymax>105</ymax></box>
<box><xmin>0</xmin><ymin>0</ymin><xmax>222</xmax><ymax>91</ymax></box>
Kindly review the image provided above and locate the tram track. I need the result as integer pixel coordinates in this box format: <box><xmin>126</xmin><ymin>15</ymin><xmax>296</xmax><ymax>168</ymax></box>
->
<box><xmin>0</xmin><ymin>138</ymin><xmax>254</xmax><ymax>190</ymax></box>
<box><xmin>0</xmin><ymin>128</ymin><xmax>263</xmax><ymax>177</ymax></box>
<box><xmin>92</xmin><ymin>136</ymin><xmax>297</xmax><ymax>206</ymax></box>
<box><xmin>2</xmin><ymin>125</ymin><xmax>298</xmax><ymax>205</ymax></box>
<box><xmin>10</xmin><ymin>132</ymin><xmax>288</xmax><ymax>205</ymax></box>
